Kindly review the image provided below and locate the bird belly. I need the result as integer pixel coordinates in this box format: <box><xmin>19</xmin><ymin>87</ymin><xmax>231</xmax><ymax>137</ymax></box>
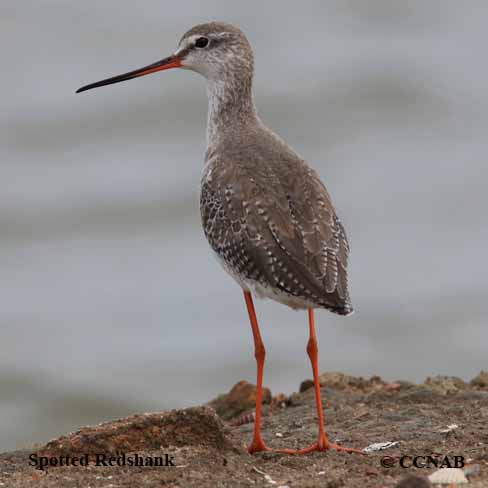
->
<box><xmin>212</xmin><ymin>251</ymin><xmax>317</xmax><ymax>310</ymax></box>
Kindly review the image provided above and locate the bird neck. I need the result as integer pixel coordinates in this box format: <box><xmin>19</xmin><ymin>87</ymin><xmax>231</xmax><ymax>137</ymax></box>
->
<box><xmin>206</xmin><ymin>75</ymin><xmax>258</xmax><ymax>149</ymax></box>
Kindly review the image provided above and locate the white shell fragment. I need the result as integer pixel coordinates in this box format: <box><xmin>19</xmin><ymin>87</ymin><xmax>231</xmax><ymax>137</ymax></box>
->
<box><xmin>264</xmin><ymin>474</ymin><xmax>276</xmax><ymax>485</ymax></box>
<box><xmin>439</xmin><ymin>424</ymin><xmax>459</xmax><ymax>433</ymax></box>
<box><xmin>363</xmin><ymin>441</ymin><xmax>399</xmax><ymax>453</ymax></box>
<box><xmin>252</xmin><ymin>467</ymin><xmax>279</xmax><ymax>486</ymax></box>
<box><xmin>428</xmin><ymin>467</ymin><xmax>468</xmax><ymax>484</ymax></box>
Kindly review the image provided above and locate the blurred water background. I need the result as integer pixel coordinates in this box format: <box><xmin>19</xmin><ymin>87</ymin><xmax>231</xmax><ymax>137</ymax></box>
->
<box><xmin>1</xmin><ymin>0</ymin><xmax>487</xmax><ymax>452</ymax></box>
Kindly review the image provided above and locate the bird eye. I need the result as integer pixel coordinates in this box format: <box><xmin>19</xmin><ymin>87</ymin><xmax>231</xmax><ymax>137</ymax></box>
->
<box><xmin>195</xmin><ymin>37</ymin><xmax>209</xmax><ymax>48</ymax></box>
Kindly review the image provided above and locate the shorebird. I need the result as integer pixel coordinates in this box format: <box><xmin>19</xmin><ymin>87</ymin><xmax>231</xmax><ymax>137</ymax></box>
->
<box><xmin>77</xmin><ymin>22</ymin><xmax>361</xmax><ymax>455</ymax></box>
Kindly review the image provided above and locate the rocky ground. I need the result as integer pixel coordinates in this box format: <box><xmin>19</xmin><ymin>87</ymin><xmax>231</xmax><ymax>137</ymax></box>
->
<box><xmin>1</xmin><ymin>371</ymin><xmax>487</xmax><ymax>487</ymax></box>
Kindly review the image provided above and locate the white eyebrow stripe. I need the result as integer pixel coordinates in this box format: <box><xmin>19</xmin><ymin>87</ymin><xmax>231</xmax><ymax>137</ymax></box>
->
<box><xmin>183</xmin><ymin>34</ymin><xmax>202</xmax><ymax>47</ymax></box>
<box><xmin>174</xmin><ymin>36</ymin><xmax>194</xmax><ymax>56</ymax></box>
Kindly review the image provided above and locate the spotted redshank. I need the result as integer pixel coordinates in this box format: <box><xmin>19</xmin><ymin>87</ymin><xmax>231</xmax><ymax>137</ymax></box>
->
<box><xmin>77</xmin><ymin>22</ymin><xmax>361</xmax><ymax>455</ymax></box>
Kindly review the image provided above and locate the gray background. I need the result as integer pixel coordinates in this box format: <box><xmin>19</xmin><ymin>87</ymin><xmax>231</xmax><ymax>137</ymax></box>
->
<box><xmin>1</xmin><ymin>1</ymin><xmax>487</xmax><ymax>452</ymax></box>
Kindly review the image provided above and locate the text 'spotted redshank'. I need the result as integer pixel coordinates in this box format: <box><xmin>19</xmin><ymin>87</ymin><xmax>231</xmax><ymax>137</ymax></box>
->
<box><xmin>77</xmin><ymin>22</ymin><xmax>362</xmax><ymax>455</ymax></box>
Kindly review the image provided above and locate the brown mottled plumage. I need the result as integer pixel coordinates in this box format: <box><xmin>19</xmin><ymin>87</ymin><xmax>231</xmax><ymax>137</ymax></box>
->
<box><xmin>201</xmin><ymin>134</ymin><xmax>352</xmax><ymax>314</ymax></box>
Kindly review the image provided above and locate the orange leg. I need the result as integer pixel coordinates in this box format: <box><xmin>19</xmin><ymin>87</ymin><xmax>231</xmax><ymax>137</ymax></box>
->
<box><xmin>278</xmin><ymin>309</ymin><xmax>363</xmax><ymax>455</ymax></box>
<box><xmin>243</xmin><ymin>291</ymin><xmax>270</xmax><ymax>454</ymax></box>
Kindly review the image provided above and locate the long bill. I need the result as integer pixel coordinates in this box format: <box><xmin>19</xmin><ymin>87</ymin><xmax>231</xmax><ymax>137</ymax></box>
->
<box><xmin>76</xmin><ymin>55</ymin><xmax>182</xmax><ymax>93</ymax></box>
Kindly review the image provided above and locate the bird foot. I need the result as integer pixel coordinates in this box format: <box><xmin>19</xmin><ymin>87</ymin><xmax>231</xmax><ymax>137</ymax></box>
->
<box><xmin>275</xmin><ymin>436</ymin><xmax>364</xmax><ymax>455</ymax></box>
<box><xmin>247</xmin><ymin>437</ymin><xmax>270</xmax><ymax>454</ymax></box>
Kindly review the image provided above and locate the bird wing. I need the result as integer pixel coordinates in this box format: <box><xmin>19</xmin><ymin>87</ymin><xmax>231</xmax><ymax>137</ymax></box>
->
<box><xmin>200</xmin><ymin>153</ymin><xmax>352</xmax><ymax>313</ymax></box>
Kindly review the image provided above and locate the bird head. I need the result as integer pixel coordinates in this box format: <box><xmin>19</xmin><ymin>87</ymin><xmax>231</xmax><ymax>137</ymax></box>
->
<box><xmin>76</xmin><ymin>22</ymin><xmax>253</xmax><ymax>93</ymax></box>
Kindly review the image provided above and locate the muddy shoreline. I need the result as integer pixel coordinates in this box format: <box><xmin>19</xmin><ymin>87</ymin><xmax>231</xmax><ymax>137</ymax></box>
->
<box><xmin>1</xmin><ymin>371</ymin><xmax>487</xmax><ymax>487</ymax></box>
